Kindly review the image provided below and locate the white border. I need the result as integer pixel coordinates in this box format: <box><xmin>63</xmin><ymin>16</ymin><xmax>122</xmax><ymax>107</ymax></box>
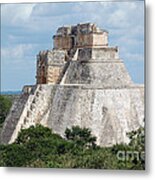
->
<box><xmin>0</xmin><ymin>0</ymin><xmax>144</xmax><ymax>3</ymax></box>
<box><xmin>0</xmin><ymin>0</ymin><xmax>154</xmax><ymax>179</ymax></box>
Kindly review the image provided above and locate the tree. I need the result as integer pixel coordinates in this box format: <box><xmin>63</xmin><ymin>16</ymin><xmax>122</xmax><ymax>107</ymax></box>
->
<box><xmin>111</xmin><ymin>126</ymin><xmax>145</xmax><ymax>170</ymax></box>
<box><xmin>65</xmin><ymin>126</ymin><xmax>97</xmax><ymax>148</ymax></box>
<box><xmin>127</xmin><ymin>126</ymin><xmax>145</xmax><ymax>169</ymax></box>
<box><xmin>0</xmin><ymin>95</ymin><xmax>12</xmax><ymax>125</ymax></box>
<box><xmin>15</xmin><ymin>125</ymin><xmax>54</xmax><ymax>144</ymax></box>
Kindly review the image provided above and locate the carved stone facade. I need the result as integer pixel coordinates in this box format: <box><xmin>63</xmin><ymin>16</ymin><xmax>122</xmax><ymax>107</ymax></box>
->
<box><xmin>36</xmin><ymin>50</ymin><xmax>67</xmax><ymax>84</ymax></box>
<box><xmin>53</xmin><ymin>23</ymin><xmax>108</xmax><ymax>50</ymax></box>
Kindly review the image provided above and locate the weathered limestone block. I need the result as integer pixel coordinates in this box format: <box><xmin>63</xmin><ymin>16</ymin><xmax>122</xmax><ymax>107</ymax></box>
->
<box><xmin>53</xmin><ymin>35</ymin><xmax>72</xmax><ymax>50</ymax></box>
<box><xmin>92</xmin><ymin>33</ymin><xmax>108</xmax><ymax>47</ymax></box>
<box><xmin>46</xmin><ymin>66</ymin><xmax>63</xmax><ymax>84</ymax></box>
<box><xmin>46</xmin><ymin>50</ymin><xmax>67</xmax><ymax>65</ymax></box>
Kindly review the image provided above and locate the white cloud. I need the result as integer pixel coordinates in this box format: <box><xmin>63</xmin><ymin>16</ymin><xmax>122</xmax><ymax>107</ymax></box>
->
<box><xmin>108</xmin><ymin>9</ymin><xmax>129</xmax><ymax>28</ymax></box>
<box><xmin>1</xmin><ymin>44</ymin><xmax>38</xmax><ymax>63</ymax></box>
<box><xmin>1</xmin><ymin>4</ymin><xmax>35</xmax><ymax>26</ymax></box>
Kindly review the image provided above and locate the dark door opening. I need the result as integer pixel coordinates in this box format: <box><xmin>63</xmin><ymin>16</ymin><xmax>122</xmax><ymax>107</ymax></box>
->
<box><xmin>71</xmin><ymin>36</ymin><xmax>75</xmax><ymax>48</ymax></box>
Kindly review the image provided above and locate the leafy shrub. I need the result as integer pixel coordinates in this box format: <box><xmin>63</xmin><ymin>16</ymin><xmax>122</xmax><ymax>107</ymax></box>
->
<box><xmin>65</xmin><ymin>126</ymin><xmax>97</xmax><ymax>148</ymax></box>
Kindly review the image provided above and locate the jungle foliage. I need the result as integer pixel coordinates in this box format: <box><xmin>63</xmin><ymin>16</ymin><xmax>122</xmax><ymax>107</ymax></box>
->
<box><xmin>0</xmin><ymin>95</ymin><xmax>12</xmax><ymax>125</ymax></box>
<box><xmin>0</xmin><ymin>125</ymin><xmax>145</xmax><ymax>169</ymax></box>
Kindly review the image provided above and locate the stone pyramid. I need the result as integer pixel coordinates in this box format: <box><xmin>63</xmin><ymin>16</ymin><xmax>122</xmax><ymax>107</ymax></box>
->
<box><xmin>0</xmin><ymin>23</ymin><xmax>144</xmax><ymax>146</ymax></box>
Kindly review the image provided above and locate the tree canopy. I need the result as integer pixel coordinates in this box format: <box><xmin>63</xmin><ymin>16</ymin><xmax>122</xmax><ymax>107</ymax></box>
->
<box><xmin>0</xmin><ymin>95</ymin><xmax>12</xmax><ymax>125</ymax></box>
<box><xmin>0</xmin><ymin>125</ymin><xmax>145</xmax><ymax>169</ymax></box>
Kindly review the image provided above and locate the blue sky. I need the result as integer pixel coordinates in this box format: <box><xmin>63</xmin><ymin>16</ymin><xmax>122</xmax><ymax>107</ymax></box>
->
<box><xmin>1</xmin><ymin>1</ymin><xmax>144</xmax><ymax>91</ymax></box>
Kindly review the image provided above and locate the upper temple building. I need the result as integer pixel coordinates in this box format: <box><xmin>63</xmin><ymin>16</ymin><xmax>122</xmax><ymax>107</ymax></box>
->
<box><xmin>36</xmin><ymin>23</ymin><xmax>121</xmax><ymax>85</ymax></box>
<box><xmin>53</xmin><ymin>23</ymin><xmax>108</xmax><ymax>50</ymax></box>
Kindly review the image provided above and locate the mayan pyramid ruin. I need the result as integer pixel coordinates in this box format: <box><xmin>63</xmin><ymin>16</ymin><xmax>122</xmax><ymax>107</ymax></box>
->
<box><xmin>0</xmin><ymin>23</ymin><xmax>144</xmax><ymax>146</ymax></box>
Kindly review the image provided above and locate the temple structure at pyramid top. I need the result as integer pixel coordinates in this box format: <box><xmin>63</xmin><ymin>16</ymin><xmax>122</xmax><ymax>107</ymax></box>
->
<box><xmin>53</xmin><ymin>23</ymin><xmax>108</xmax><ymax>49</ymax></box>
<box><xmin>36</xmin><ymin>23</ymin><xmax>133</xmax><ymax>88</ymax></box>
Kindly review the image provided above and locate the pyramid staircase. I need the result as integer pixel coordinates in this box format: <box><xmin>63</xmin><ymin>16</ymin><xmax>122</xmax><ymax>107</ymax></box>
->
<box><xmin>0</xmin><ymin>85</ymin><xmax>53</xmax><ymax>144</ymax></box>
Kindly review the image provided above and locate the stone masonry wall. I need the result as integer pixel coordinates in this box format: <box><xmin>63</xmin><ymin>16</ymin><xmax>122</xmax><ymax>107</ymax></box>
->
<box><xmin>62</xmin><ymin>60</ymin><xmax>133</xmax><ymax>88</ymax></box>
<box><xmin>1</xmin><ymin>83</ymin><xmax>144</xmax><ymax>146</ymax></box>
<box><xmin>46</xmin><ymin>85</ymin><xmax>144</xmax><ymax>146</ymax></box>
<box><xmin>77</xmin><ymin>48</ymin><xmax>119</xmax><ymax>61</ymax></box>
<box><xmin>36</xmin><ymin>50</ymin><xmax>67</xmax><ymax>84</ymax></box>
<box><xmin>53</xmin><ymin>23</ymin><xmax>108</xmax><ymax>50</ymax></box>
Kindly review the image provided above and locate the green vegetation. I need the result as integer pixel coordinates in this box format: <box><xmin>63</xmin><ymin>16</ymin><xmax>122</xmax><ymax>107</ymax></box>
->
<box><xmin>0</xmin><ymin>94</ymin><xmax>145</xmax><ymax>169</ymax></box>
<box><xmin>0</xmin><ymin>95</ymin><xmax>12</xmax><ymax>127</ymax></box>
<box><xmin>0</xmin><ymin>125</ymin><xmax>145</xmax><ymax>169</ymax></box>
